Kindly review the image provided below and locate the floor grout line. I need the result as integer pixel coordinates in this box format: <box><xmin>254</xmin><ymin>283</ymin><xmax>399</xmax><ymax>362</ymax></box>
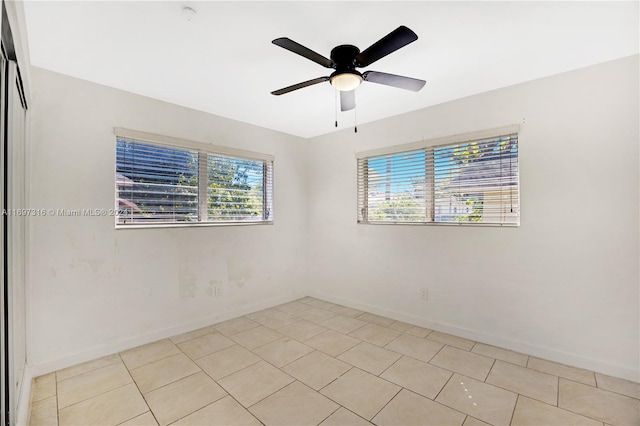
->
<box><xmin>369</xmin><ymin>385</ymin><xmax>403</xmax><ymax>422</ymax></box>
<box><xmin>485</xmin><ymin>358</ymin><xmax>497</xmax><ymax>383</ymax></box>
<box><xmin>432</xmin><ymin>371</ymin><xmax>455</xmax><ymax>402</ymax></box>
<box><xmin>508</xmin><ymin>394</ymin><xmax>521</xmax><ymax>426</ymax></box>
<box><xmin>115</xmin><ymin>357</ymin><xmax>156</xmax><ymax>425</ymax></box>
<box><xmin>56</xmin><ymin>381</ymin><xmax>135</xmax><ymax>412</ymax></box>
<box><xmin>243</xmin><ymin>377</ymin><xmax>297</xmax><ymax>411</ymax></box>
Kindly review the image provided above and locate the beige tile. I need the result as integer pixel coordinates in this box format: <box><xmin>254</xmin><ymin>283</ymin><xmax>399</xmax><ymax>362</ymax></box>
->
<box><xmin>559</xmin><ymin>378</ymin><xmax>640</xmax><ymax>425</ymax></box>
<box><xmin>56</xmin><ymin>353</ymin><xmax>122</xmax><ymax>381</ymax></box>
<box><xmin>298</xmin><ymin>296</ymin><xmax>318</xmax><ymax>304</ymax></box>
<box><xmin>252</xmin><ymin>337</ymin><xmax>314</xmax><ymax>368</ymax></box>
<box><xmin>58</xmin><ymin>383</ymin><xmax>148</xmax><ymax>426</ymax></box>
<box><xmin>462</xmin><ymin>417</ymin><xmax>491</xmax><ymax>426</ymax></box>
<box><xmin>338</xmin><ymin>342</ymin><xmax>401</xmax><ymax>375</ymax></box>
<box><xmin>58</xmin><ymin>362</ymin><xmax>132</xmax><ymax>409</ymax></box>
<box><xmin>169</xmin><ymin>326</ymin><xmax>215</xmax><ymax>345</ymax></box>
<box><xmin>329</xmin><ymin>305</ymin><xmax>364</xmax><ymax>318</ymax></box>
<box><xmin>30</xmin><ymin>396</ymin><xmax>58</xmax><ymax>426</ymax></box>
<box><xmin>145</xmin><ymin>371</ymin><xmax>227</xmax><ymax>425</ymax></box>
<box><xmin>306</xmin><ymin>299</ymin><xmax>338</xmax><ymax>310</ymax></box>
<box><xmin>250</xmin><ymin>381</ymin><xmax>339</xmax><ymax>425</ymax></box>
<box><xmin>118</xmin><ymin>411</ymin><xmax>158</xmax><ymax>426</ymax></box>
<box><xmin>196</xmin><ymin>344</ymin><xmax>261</xmax><ymax>380</ymax></box>
<box><xmin>512</xmin><ymin>395</ymin><xmax>603</xmax><ymax>426</ymax></box>
<box><xmin>471</xmin><ymin>343</ymin><xmax>528</xmax><ymax>367</ymax></box>
<box><xmin>121</xmin><ymin>339</ymin><xmax>181</xmax><ymax>370</ymax></box>
<box><xmin>177</xmin><ymin>332</ymin><xmax>235</xmax><ymax>359</ymax></box>
<box><xmin>32</xmin><ymin>372</ymin><xmax>57</xmax><ymax>403</ymax></box>
<box><xmin>245</xmin><ymin>307</ymin><xmax>281</xmax><ymax>320</ymax></box>
<box><xmin>320</xmin><ymin>368</ymin><xmax>400</xmax><ymax>420</ymax></box>
<box><xmin>297</xmin><ymin>307</ymin><xmax>336</xmax><ymax>323</ymax></box>
<box><xmin>230</xmin><ymin>326</ymin><xmax>284</xmax><ymax>350</ymax></box>
<box><xmin>213</xmin><ymin>317</ymin><xmax>260</xmax><ymax>336</ymax></box>
<box><xmin>319</xmin><ymin>407</ymin><xmax>371</xmax><ymax>425</ymax></box>
<box><xmin>596</xmin><ymin>373</ymin><xmax>640</xmax><ymax>399</ymax></box>
<box><xmin>385</xmin><ymin>333</ymin><xmax>443</xmax><ymax>362</ymax></box>
<box><xmin>387</xmin><ymin>320</ymin><xmax>415</xmax><ymax>333</ymax></box>
<box><xmin>282</xmin><ymin>350</ymin><xmax>351</xmax><ymax>390</ymax></box>
<box><xmin>349</xmin><ymin>323</ymin><xmax>400</xmax><ymax>347</ymax></box>
<box><xmin>430</xmin><ymin>346</ymin><xmax>495</xmax><ymax>381</ymax></box>
<box><xmin>173</xmin><ymin>396</ymin><xmax>261</xmax><ymax>425</ymax></box>
<box><xmin>320</xmin><ymin>315</ymin><xmax>366</xmax><ymax>334</ymax></box>
<box><xmin>276</xmin><ymin>301</ymin><xmax>309</xmax><ymax>315</ymax></box>
<box><xmin>252</xmin><ymin>311</ymin><xmax>297</xmax><ymax>329</ymax></box>
<box><xmin>373</xmin><ymin>389</ymin><xmax>466</xmax><ymax>426</ymax></box>
<box><xmin>486</xmin><ymin>360</ymin><xmax>558</xmax><ymax>405</ymax></box>
<box><xmin>130</xmin><ymin>353</ymin><xmax>200</xmax><ymax>393</ymax></box>
<box><xmin>304</xmin><ymin>330</ymin><xmax>361</xmax><ymax>357</ymax></box>
<box><xmin>380</xmin><ymin>356</ymin><xmax>452</xmax><ymax>399</ymax></box>
<box><xmin>528</xmin><ymin>357</ymin><xmax>596</xmax><ymax>386</ymax></box>
<box><xmin>405</xmin><ymin>327</ymin><xmax>432</xmax><ymax>338</ymax></box>
<box><xmin>436</xmin><ymin>374</ymin><xmax>517</xmax><ymax>426</ymax></box>
<box><xmin>278</xmin><ymin>320</ymin><xmax>327</xmax><ymax>341</ymax></box>
<box><xmin>218</xmin><ymin>360</ymin><xmax>294</xmax><ymax>407</ymax></box>
<box><xmin>387</xmin><ymin>321</ymin><xmax>431</xmax><ymax>338</ymax></box>
<box><xmin>427</xmin><ymin>331</ymin><xmax>475</xmax><ymax>351</ymax></box>
<box><xmin>356</xmin><ymin>312</ymin><xmax>395</xmax><ymax>327</ymax></box>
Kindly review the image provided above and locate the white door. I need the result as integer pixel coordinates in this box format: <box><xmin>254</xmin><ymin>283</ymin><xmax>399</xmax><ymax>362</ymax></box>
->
<box><xmin>6</xmin><ymin>59</ymin><xmax>27</xmax><ymax>426</ymax></box>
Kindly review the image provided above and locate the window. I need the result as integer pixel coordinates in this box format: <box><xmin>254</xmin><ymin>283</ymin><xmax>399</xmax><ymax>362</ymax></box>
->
<box><xmin>357</xmin><ymin>126</ymin><xmax>519</xmax><ymax>226</ymax></box>
<box><xmin>115</xmin><ymin>129</ymin><xmax>273</xmax><ymax>227</ymax></box>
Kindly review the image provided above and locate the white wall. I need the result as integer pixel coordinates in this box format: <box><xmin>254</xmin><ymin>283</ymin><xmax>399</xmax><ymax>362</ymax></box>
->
<box><xmin>307</xmin><ymin>55</ymin><xmax>640</xmax><ymax>381</ymax></box>
<box><xmin>28</xmin><ymin>56</ymin><xmax>639</xmax><ymax>382</ymax></box>
<box><xmin>28</xmin><ymin>67</ymin><xmax>308</xmax><ymax>371</ymax></box>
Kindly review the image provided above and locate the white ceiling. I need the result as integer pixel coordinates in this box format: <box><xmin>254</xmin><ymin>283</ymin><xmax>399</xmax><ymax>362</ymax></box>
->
<box><xmin>23</xmin><ymin>1</ymin><xmax>639</xmax><ymax>138</ymax></box>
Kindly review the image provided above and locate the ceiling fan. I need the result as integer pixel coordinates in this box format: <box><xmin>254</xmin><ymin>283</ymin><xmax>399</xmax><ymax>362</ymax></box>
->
<box><xmin>271</xmin><ymin>26</ymin><xmax>426</xmax><ymax>112</ymax></box>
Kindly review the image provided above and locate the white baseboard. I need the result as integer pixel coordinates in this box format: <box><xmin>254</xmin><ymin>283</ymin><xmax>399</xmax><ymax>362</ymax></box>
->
<box><xmin>309</xmin><ymin>291</ymin><xmax>640</xmax><ymax>383</ymax></box>
<box><xmin>28</xmin><ymin>292</ymin><xmax>304</xmax><ymax>379</ymax></box>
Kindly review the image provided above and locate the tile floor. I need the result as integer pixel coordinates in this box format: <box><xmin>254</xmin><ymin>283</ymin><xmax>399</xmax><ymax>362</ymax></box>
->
<box><xmin>28</xmin><ymin>297</ymin><xmax>640</xmax><ymax>426</ymax></box>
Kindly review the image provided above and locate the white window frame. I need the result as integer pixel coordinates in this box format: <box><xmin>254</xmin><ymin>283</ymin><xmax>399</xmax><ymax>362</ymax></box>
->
<box><xmin>114</xmin><ymin>128</ymin><xmax>274</xmax><ymax>229</ymax></box>
<box><xmin>356</xmin><ymin>125</ymin><xmax>520</xmax><ymax>227</ymax></box>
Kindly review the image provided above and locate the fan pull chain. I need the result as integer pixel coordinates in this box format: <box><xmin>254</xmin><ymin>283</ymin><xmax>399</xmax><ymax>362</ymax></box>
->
<box><xmin>334</xmin><ymin>89</ymin><xmax>338</xmax><ymax>127</ymax></box>
<box><xmin>354</xmin><ymin>104</ymin><xmax>358</xmax><ymax>133</ymax></box>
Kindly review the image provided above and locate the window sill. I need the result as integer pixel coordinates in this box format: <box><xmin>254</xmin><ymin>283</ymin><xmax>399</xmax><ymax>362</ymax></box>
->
<box><xmin>115</xmin><ymin>221</ymin><xmax>274</xmax><ymax>230</ymax></box>
<box><xmin>358</xmin><ymin>221</ymin><xmax>519</xmax><ymax>227</ymax></box>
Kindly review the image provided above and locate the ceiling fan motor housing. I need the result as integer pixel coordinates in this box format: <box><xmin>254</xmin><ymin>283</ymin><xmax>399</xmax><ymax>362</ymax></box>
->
<box><xmin>330</xmin><ymin>44</ymin><xmax>361</xmax><ymax>72</ymax></box>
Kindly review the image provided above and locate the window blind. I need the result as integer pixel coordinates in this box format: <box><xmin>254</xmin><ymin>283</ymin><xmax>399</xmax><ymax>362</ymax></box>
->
<box><xmin>116</xmin><ymin>138</ymin><xmax>199</xmax><ymax>224</ymax></box>
<box><xmin>357</xmin><ymin>131</ymin><xmax>519</xmax><ymax>226</ymax></box>
<box><xmin>206</xmin><ymin>153</ymin><xmax>273</xmax><ymax>222</ymax></box>
<box><xmin>115</xmin><ymin>136</ymin><xmax>274</xmax><ymax>226</ymax></box>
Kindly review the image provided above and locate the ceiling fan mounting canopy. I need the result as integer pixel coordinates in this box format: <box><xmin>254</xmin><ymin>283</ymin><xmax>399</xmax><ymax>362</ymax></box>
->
<box><xmin>271</xmin><ymin>26</ymin><xmax>426</xmax><ymax>112</ymax></box>
<box><xmin>330</xmin><ymin>44</ymin><xmax>360</xmax><ymax>70</ymax></box>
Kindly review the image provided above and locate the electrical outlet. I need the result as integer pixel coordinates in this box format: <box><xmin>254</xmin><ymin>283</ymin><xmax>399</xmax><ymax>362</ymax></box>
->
<box><xmin>420</xmin><ymin>288</ymin><xmax>428</xmax><ymax>301</ymax></box>
<box><xmin>214</xmin><ymin>286</ymin><xmax>222</xmax><ymax>297</ymax></box>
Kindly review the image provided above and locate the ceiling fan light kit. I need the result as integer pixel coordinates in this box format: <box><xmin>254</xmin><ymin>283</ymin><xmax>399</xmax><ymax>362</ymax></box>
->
<box><xmin>271</xmin><ymin>25</ymin><xmax>427</xmax><ymax>115</ymax></box>
<box><xmin>330</xmin><ymin>72</ymin><xmax>362</xmax><ymax>91</ymax></box>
